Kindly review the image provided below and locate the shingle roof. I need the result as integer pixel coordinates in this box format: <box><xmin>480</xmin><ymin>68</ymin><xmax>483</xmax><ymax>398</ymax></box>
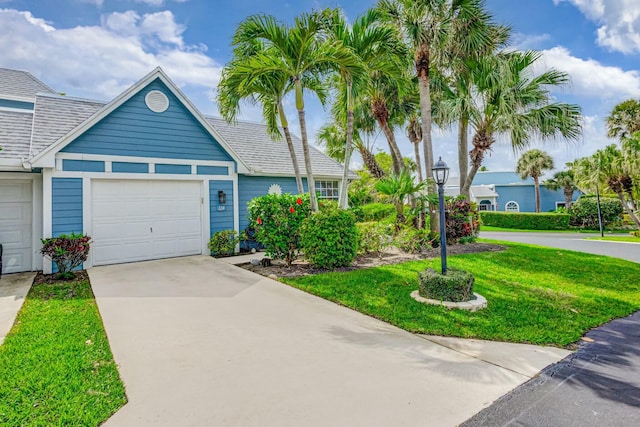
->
<box><xmin>30</xmin><ymin>94</ymin><xmax>105</xmax><ymax>157</ymax></box>
<box><xmin>0</xmin><ymin>68</ymin><xmax>55</xmax><ymax>99</ymax></box>
<box><xmin>0</xmin><ymin>110</ymin><xmax>33</xmax><ymax>160</ymax></box>
<box><xmin>471</xmin><ymin>185</ymin><xmax>499</xmax><ymax>198</ymax></box>
<box><xmin>206</xmin><ymin>116</ymin><xmax>355</xmax><ymax>179</ymax></box>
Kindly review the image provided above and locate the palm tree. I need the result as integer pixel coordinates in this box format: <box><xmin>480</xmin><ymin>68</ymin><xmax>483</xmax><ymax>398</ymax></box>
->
<box><xmin>231</xmin><ymin>11</ymin><xmax>359</xmax><ymax>212</ymax></box>
<box><xmin>544</xmin><ymin>170</ymin><xmax>577</xmax><ymax>209</ymax></box>
<box><xmin>406</xmin><ymin>111</ymin><xmax>423</xmax><ymax>182</ymax></box>
<box><xmin>516</xmin><ymin>149</ymin><xmax>554</xmax><ymax>213</ymax></box>
<box><xmin>606</xmin><ymin>99</ymin><xmax>640</xmax><ymax>140</ymax></box>
<box><xmin>374</xmin><ymin>169</ymin><xmax>426</xmax><ymax>225</ymax></box>
<box><xmin>459</xmin><ymin>50</ymin><xmax>581</xmax><ymax>197</ymax></box>
<box><xmin>218</xmin><ymin>56</ymin><xmax>306</xmax><ymax>194</ymax></box>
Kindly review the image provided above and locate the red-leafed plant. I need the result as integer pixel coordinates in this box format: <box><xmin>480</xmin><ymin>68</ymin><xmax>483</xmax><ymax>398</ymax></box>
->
<box><xmin>40</xmin><ymin>233</ymin><xmax>91</xmax><ymax>279</ymax></box>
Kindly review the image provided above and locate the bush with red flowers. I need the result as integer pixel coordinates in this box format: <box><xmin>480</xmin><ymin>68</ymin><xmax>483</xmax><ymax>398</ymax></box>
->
<box><xmin>40</xmin><ymin>233</ymin><xmax>91</xmax><ymax>279</ymax></box>
<box><xmin>445</xmin><ymin>196</ymin><xmax>480</xmax><ymax>243</ymax></box>
<box><xmin>247</xmin><ymin>193</ymin><xmax>311</xmax><ymax>265</ymax></box>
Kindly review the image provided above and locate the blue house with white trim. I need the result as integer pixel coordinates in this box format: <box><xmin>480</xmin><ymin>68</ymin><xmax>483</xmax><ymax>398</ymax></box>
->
<box><xmin>0</xmin><ymin>67</ymin><xmax>352</xmax><ymax>274</ymax></box>
<box><xmin>446</xmin><ymin>172</ymin><xmax>580</xmax><ymax>212</ymax></box>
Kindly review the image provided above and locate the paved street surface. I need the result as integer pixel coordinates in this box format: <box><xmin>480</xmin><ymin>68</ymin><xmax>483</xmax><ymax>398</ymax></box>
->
<box><xmin>480</xmin><ymin>232</ymin><xmax>640</xmax><ymax>263</ymax></box>
<box><xmin>90</xmin><ymin>256</ymin><xmax>569</xmax><ymax>427</ymax></box>
<box><xmin>462</xmin><ymin>311</ymin><xmax>640</xmax><ymax>427</ymax></box>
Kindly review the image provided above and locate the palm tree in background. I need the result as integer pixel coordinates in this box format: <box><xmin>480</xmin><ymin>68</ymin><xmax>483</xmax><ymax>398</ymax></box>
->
<box><xmin>516</xmin><ymin>149</ymin><xmax>554</xmax><ymax>213</ymax></box>
<box><xmin>544</xmin><ymin>170</ymin><xmax>577</xmax><ymax>209</ymax></box>
<box><xmin>606</xmin><ymin>99</ymin><xmax>640</xmax><ymax>140</ymax></box>
<box><xmin>230</xmin><ymin>11</ymin><xmax>359</xmax><ymax>212</ymax></box>
<box><xmin>459</xmin><ymin>50</ymin><xmax>581</xmax><ymax>197</ymax></box>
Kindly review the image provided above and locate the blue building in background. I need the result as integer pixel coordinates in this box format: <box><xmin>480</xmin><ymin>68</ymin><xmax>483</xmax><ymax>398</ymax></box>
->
<box><xmin>447</xmin><ymin>171</ymin><xmax>580</xmax><ymax>213</ymax></box>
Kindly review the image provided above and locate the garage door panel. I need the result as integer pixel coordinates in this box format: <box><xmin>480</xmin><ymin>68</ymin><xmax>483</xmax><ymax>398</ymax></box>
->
<box><xmin>92</xmin><ymin>180</ymin><xmax>203</xmax><ymax>266</ymax></box>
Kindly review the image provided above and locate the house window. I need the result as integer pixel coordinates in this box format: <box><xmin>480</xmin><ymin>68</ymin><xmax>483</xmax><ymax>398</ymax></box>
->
<box><xmin>478</xmin><ymin>200</ymin><xmax>492</xmax><ymax>211</ymax></box>
<box><xmin>505</xmin><ymin>201</ymin><xmax>520</xmax><ymax>212</ymax></box>
<box><xmin>315</xmin><ymin>180</ymin><xmax>339</xmax><ymax>200</ymax></box>
<box><xmin>555</xmin><ymin>202</ymin><xmax>566</xmax><ymax>209</ymax></box>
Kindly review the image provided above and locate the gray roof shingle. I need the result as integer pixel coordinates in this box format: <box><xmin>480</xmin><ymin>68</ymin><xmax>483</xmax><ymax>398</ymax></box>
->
<box><xmin>0</xmin><ymin>68</ymin><xmax>55</xmax><ymax>99</ymax></box>
<box><xmin>207</xmin><ymin>116</ymin><xmax>353</xmax><ymax>179</ymax></box>
<box><xmin>0</xmin><ymin>110</ymin><xmax>33</xmax><ymax>160</ymax></box>
<box><xmin>30</xmin><ymin>94</ymin><xmax>105</xmax><ymax>157</ymax></box>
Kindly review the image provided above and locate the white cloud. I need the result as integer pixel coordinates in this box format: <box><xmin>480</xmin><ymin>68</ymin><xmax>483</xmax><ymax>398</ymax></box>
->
<box><xmin>511</xmin><ymin>32</ymin><xmax>551</xmax><ymax>50</ymax></box>
<box><xmin>0</xmin><ymin>8</ymin><xmax>221</xmax><ymax>100</ymax></box>
<box><xmin>555</xmin><ymin>0</ymin><xmax>640</xmax><ymax>54</ymax></box>
<box><xmin>540</xmin><ymin>46</ymin><xmax>640</xmax><ymax>99</ymax></box>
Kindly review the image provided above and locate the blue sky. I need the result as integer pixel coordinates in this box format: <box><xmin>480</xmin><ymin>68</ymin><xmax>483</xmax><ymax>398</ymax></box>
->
<box><xmin>2</xmin><ymin>0</ymin><xmax>639</xmax><ymax>175</ymax></box>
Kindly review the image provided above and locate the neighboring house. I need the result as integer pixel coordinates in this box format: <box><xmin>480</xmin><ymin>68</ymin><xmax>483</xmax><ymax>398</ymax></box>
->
<box><xmin>0</xmin><ymin>67</ymin><xmax>353</xmax><ymax>274</ymax></box>
<box><xmin>446</xmin><ymin>171</ymin><xmax>580</xmax><ymax>212</ymax></box>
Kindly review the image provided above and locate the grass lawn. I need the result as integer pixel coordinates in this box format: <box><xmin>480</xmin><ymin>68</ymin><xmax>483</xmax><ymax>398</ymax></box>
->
<box><xmin>584</xmin><ymin>236</ymin><xmax>640</xmax><ymax>243</ymax></box>
<box><xmin>0</xmin><ymin>274</ymin><xmax>126</xmax><ymax>426</ymax></box>
<box><xmin>282</xmin><ymin>243</ymin><xmax>640</xmax><ymax>347</ymax></box>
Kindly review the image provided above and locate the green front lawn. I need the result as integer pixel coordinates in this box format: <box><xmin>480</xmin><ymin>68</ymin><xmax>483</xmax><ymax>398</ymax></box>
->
<box><xmin>584</xmin><ymin>236</ymin><xmax>640</xmax><ymax>243</ymax></box>
<box><xmin>0</xmin><ymin>275</ymin><xmax>126</xmax><ymax>426</ymax></box>
<box><xmin>283</xmin><ymin>243</ymin><xmax>640</xmax><ymax>347</ymax></box>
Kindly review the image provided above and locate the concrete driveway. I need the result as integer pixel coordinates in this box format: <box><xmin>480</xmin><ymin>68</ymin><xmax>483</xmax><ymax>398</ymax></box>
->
<box><xmin>90</xmin><ymin>256</ymin><xmax>569</xmax><ymax>427</ymax></box>
<box><xmin>480</xmin><ymin>232</ymin><xmax>640</xmax><ymax>263</ymax></box>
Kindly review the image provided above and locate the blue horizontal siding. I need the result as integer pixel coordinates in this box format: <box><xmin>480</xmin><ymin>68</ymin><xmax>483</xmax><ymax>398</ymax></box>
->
<box><xmin>112</xmin><ymin>161</ymin><xmax>149</xmax><ymax>173</ymax></box>
<box><xmin>155</xmin><ymin>163</ymin><xmax>191</xmax><ymax>174</ymax></box>
<box><xmin>496</xmin><ymin>185</ymin><xmax>581</xmax><ymax>212</ymax></box>
<box><xmin>61</xmin><ymin>79</ymin><xmax>235</xmax><ymax>163</ymax></box>
<box><xmin>0</xmin><ymin>99</ymin><xmax>33</xmax><ymax>110</ymax></box>
<box><xmin>210</xmin><ymin>181</ymin><xmax>234</xmax><ymax>235</ymax></box>
<box><xmin>197</xmin><ymin>165</ymin><xmax>229</xmax><ymax>176</ymax></box>
<box><xmin>62</xmin><ymin>159</ymin><xmax>105</xmax><ymax>172</ymax></box>
<box><xmin>237</xmin><ymin>175</ymin><xmax>307</xmax><ymax>232</ymax></box>
<box><xmin>51</xmin><ymin>178</ymin><xmax>83</xmax><ymax>272</ymax></box>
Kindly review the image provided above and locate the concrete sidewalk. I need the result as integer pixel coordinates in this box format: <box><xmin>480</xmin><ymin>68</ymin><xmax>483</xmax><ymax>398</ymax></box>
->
<box><xmin>0</xmin><ymin>272</ymin><xmax>35</xmax><ymax>345</ymax></box>
<box><xmin>90</xmin><ymin>256</ymin><xmax>570</xmax><ymax>426</ymax></box>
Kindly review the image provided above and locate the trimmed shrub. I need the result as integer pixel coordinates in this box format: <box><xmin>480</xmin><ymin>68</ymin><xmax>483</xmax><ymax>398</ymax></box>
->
<box><xmin>445</xmin><ymin>196</ymin><xmax>480</xmax><ymax>243</ymax></box>
<box><xmin>208</xmin><ymin>230</ymin><xmax>240</xmax><ymax>257</ymax></box>
<box><xmin>418</xmin><ymin>268</ymin><xmax>475</xmax><ymax>302</ymax></box>
<box><xmin>356</xmin><ymin>222</ymin><xmax>393</xmax><ymax>258</ymax></box>
<box><xmin>40</xmin><ymin>233</ymin><xmax>91</xmax><ymax>279</ymax></box>
<box><xmin>630</xmin><ymin>230</ymin><xmax>640</xmax><ymax>238</ymax></box>
<box><xmin>248</xmin><ymin>193</ymin><xmax>311</xmax><ymax>265</ymax></box>
<box><xmin>300</xmin><ymin>209</ymin><xmax>358</xmax><ymax>269</ymax></box>
<box><xmin>360</xmin><ymin>203</ymin><xmax>396</xmax><ymax>222</ymax></box>
<box><xmin>479</xmin><ymin>211</ymin><xmax>570</xmax><ymax>230</ymax></box>
<box><xmin>569</xmin><ymin>197</ymin><xmax>623</xmax><ymax>229</ymax></box>
<box><xmin>394</xmin><ymin>226</ymin><xmax>431</xmax><ymax>254</ymax></box>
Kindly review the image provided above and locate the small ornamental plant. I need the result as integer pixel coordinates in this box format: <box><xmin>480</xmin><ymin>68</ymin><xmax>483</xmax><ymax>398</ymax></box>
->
<box><xmin>300</xmin><ymin>208</ymin><xmax>358</xmax><ymax>269</ymax></box>
<box><xmin>208</xmin><ymin>230</ymin><xmax>240</xmax><ymax>257</ymax></box>
<box><xmin>40</xmin><ymin>233</ymin><xmax>91</xmax><ymax>279</ymax></box>
<box><xmin>445</xmin><ymin>196</ymin><xmax>479</xmax><ymax>243</ymax></box>
<box><xmin>418</xmin><ymin>268</ymin><xmax>475</xmax><ymax>302</ymax></box>
<box><xmin>248</xmin><ymin>193</ymin><xmax>311</xmax><ymax>265</ymax></box>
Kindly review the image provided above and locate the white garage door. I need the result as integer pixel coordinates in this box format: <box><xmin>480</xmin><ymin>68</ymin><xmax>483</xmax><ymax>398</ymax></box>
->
<box><xmin>0</xmin><ymin>180</ymin><xmax>32</xmax><ymax>274</ymax></box>
<box><xmin>91</xmin><ymin>180</ymin><xmax>203</xmax><ymax>266</ymax></box>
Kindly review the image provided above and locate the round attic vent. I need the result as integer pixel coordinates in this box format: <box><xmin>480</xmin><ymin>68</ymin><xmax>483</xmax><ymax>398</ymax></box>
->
<box><xmin>145</xmin><ymin>90</ymin><xmax>169</xmax><ymax>113</ymax></box>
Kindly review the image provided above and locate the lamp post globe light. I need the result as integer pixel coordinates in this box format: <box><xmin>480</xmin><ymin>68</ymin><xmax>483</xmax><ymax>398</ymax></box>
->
<box><xmin>432</xmin><ymin>157</ymin><xmax>449</xmax><ymax>275</ymax></box>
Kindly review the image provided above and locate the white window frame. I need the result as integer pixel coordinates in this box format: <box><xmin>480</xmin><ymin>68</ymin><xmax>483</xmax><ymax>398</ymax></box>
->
<box><xmin>505</xmin><ymin>201</ymin><xmax>520</xmax><ymax>212</ymax></box>
<box><xmin>315</xmin><ymin>180</ymin><xmax>339</xmax><ymax>200</ymax></box>
<box><xmin>555</xmin><ymin>201</ymin><xmax>567</xmax><ymax>209</ymax></box>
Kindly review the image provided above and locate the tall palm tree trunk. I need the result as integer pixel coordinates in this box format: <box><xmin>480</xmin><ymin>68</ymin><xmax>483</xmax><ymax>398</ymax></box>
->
<box><xmin>378</xmin><ymin>118</ymin><xmax>403</xmax><ymax>175</ymax></box>
<box><xmin>615</xmin><ymin>191</ymin><xmax>640</xmax><ymax>228</ymax></box>
<box><xmin>416</xmin><ymin>43</ymin><xmax>437</xmax><ymax>235</ymax></box>
<box><xmin>458</xmin><ymin>117</ymin><xmax>470</xmax><ymax>198</ymax></box>
<box><xmin>534</xmin><ymin>176</ymin><xmax>541</xmax><ymax>213</ymax></box>
<box><xmin>358</xmin><ymin>146</ymin><xmax>385</xmax><ymax>178</ymax></box>
<box><xmin>295</xmin><ymin>79</ymin><xmax>318</xmax><ymax>212</ymax></box>
<box><xmin>563</xmin><ymin>186</ymin><xmax>574</xmax><ymax>209</ymax></box>
<box><xmin>279</xmin><ymin>101</ymin><xmax>304</xmax><ymax>194</ymax></box>
<box><xmin>339</xmin><ymin>108</ymin><xmax>354</xmax><ymax>209</ymax></box>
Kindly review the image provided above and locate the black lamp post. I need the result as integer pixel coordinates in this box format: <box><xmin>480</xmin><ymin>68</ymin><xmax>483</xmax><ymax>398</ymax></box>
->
<box><xmin>433</xmin><ymin>157</ymin><xmax>450</xmax><ymax>275</ymax></box>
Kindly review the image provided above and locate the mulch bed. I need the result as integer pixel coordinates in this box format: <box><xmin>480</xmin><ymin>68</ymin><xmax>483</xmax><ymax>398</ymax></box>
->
<box><xmin>239</xmin><ymin>242</ymin><xmax>506</xmax><ymax>279</ymax></box>
<box><xmin>33</xmin><ymin>270</ymin><xmax>89</xmax><ymax>285</ymax></box>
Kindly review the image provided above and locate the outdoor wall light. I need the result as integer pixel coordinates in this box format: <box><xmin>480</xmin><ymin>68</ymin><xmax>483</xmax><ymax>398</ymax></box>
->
<box><xmin>218</xmin><ymin>190</ymin><xmax>227</xmax><ymax>204</ymax></box>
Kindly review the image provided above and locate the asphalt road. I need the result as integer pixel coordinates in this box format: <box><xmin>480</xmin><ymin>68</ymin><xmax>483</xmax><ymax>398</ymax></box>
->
<box><xmin>462</xmin><ymin>311</ymin><xmax>640</xmax><ymax>427</ymax></box>
<box><xmin>480</xmin><ymin>231</ymin><xmax>640</xmax><ymax>264</ymax></box>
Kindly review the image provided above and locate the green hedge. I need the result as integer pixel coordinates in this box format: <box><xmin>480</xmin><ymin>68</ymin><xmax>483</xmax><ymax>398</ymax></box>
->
<box><xmin>479</xmin><ymin>211</ymin><xmax>570</xmax><ymax>230</ymax></box>
<box><xmin>418</xmin><ymin>268</ymin><xmax>475</xmax><ymax>302</ymax></box>
<box><xmin>360</xmin><ymin>203</ymin><xmax>396</xmax><ymax>222</ymax></box>
<box><xmin>300</xmin><ymin>209</ymin><xmax>358</xmax><ymax>269</ymax></box>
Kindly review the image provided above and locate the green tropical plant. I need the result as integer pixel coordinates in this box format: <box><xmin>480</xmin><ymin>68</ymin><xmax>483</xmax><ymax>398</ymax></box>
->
<box><xmin>457</xmin><ymin>50</ymin><xmax>581</xmax><ymax>197</ymax></box>
<box><xmin>516</xmin><ymin>149</ymin><xmax>555</xmax><ymax>213</ymax></box>
<box><xmin>231</xmin><ymin>11</ymin><xmax>359</xmax><ymax>212</ymax></box>
<box><xmin>374</xmin><ymin>169</ymin><xmax>426</xmax><ymax>225</ymax></box>
<box><xmin>545</xmin><ymin>170</ymin><xmax>577</xmax><ymax>209</ymax></box>
<box><xmin>247</xmin><ymin>193</ymin><xmax>311</xmax><ymax>265</ymax></box>
<box><xmin>208</xmin><ymin>230</ymin><xmax>240</xmax><ymax>257</ymax></box>
<box><xmin>40</xmin><ymin>233</ymin><xmax>91</xmax><ymax>279</ymax></box>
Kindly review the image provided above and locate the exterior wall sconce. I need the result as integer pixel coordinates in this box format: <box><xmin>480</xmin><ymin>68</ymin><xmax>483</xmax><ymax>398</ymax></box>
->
<box><xmin>218</xmin><ymin>190</ymin><xmax>227</xmax><ymax>204</ymax></box>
